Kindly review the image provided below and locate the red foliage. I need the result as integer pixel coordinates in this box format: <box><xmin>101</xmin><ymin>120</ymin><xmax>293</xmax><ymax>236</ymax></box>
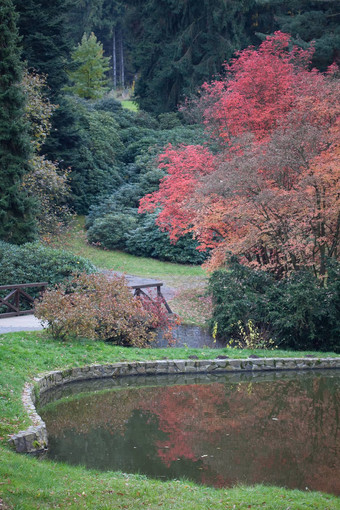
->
<box><xmin>140</xmin><ymin>33</ymin><xmax>340</xmax><ymax>276</ymax></box>
<box><xmin>202</xmin><ymin>32</ymin><xmax>314</xmax><ymax>143</ymax></box>
<box><xmin>139</xmin><ymin>144</ymin><xmax>216</xmax><ymax>243</ymax></box>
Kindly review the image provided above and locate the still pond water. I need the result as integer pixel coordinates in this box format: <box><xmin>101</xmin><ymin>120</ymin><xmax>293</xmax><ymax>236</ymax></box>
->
<box><xmin>39</xmin><ymin>370</ymin><xmax>340</xmax><ymax>495</ymax></box>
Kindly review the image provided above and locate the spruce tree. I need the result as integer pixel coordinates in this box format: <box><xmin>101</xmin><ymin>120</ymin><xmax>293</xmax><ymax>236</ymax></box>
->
<box><xmin>65</xmin><ymin>33</ymin><xmax>110</xmax><ymax>100</ymax></box>
<box><xmin>0</xmin><ymin>0</ymin><xmax>36</xmax><ymax>244</ymax></box>
<box><xmin>14</xmin><ymin>0</ymin><xmax>72</xmax><ymax>95</ymax></box>
<box><xmin>125</xmin><ymin>0</ymin><xmax>255</xmax><ymax>113</ymax></box>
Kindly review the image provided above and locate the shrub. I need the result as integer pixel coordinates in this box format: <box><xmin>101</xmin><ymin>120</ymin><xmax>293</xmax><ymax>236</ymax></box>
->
<box><xmin>35</xmin><ymin>272</ymin><xmax>176</xmax><ymax>346</ymax></box>
<box><xmin>0</xmin><ymin>241</ymin><xmax>96</xmax><ymax>287</ymax></box>
<box><xmin>125</xmin><ymin>213</ymin><xmax>208</xmax><ymax>264</ymax></box>
<box><xmin>158</xmin><ymin>112</ymin><xmax>181</xmax><ymax>130</ymax></box>
<box><xmin>208</xmin><ymin>261</ymin><xmax>274</xmax><ymax>342</ymax></box>
<box><xmin>208</xmin><ymin>259</ymin><xmax>340</xmax><ymax>352</ymax></box>
<box><xmin>267</xmin><ymin>264</ymin><xmax>340</xmax><ymax>352</ymax></box>
<box><xmin>223</xmin><ymin>320</ymin><xmax>277</xmax><ymax>351</ymax></box>
<box><xmin>93</xmin><ymin>96</ymin><xmax>123</xmax><ymax>114</ymax></box>
<box><xmin>87</xmin><ymin>212</ymin><xmax>138</xmax><ymax>250</ymax></box>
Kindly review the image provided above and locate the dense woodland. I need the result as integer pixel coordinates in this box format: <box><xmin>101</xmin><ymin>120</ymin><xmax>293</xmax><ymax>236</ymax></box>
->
<box><xmin>0</xmin><ymin>0</ymin><xmax>339</xmax><ymax>349</ymax></box>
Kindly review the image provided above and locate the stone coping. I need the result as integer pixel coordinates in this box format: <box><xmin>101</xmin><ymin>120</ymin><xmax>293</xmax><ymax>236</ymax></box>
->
<box><xmin>8</xmin><ymin>356</ymin><xmax>340</xmax><ymax>454</ymax></box>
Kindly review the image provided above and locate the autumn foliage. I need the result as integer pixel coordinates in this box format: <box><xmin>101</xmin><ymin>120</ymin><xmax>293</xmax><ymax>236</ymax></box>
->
<box><xmin>35</xmin><ymin>272</ymin><xmax>176</xmax><ymax>346</ymax></box>
<box><xmin>139</xmin><ymin>33</ymin><xmax>340</xmax><ymax>276</ymax></box>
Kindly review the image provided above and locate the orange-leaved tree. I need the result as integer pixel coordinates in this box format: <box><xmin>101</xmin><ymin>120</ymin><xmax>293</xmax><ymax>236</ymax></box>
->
<box><xmin>139</xmin><ymin>32</ymin><xmax>340</xmax><ymax>277</ymax></box>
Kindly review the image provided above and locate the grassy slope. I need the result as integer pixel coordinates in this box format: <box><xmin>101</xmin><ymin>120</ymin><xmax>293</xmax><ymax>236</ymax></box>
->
<box><xmin>121</xmin><ymin>99</ymin><xmax>139</xmax><ymax>111</ymax></box>
<box><xmin>55</xmin><ymin>217</ymin><xmax>205</xmax><ymax>279</ymax></box>
<box><xmin>0</xmin><ymin>332</ymin><xmax>339</xmax><ymax>509</ymax></box>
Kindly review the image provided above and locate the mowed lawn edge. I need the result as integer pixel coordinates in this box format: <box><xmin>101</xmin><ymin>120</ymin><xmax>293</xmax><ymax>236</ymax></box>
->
<box><xmin>0</xmin><ymin>331</ymin><xmax>339</xmax><ymax>509</ymax></box>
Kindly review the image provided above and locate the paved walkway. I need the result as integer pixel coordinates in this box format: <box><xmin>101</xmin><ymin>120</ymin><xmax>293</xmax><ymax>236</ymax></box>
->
<box><xmin>0</xmin><ymin>274</ymin><xmax>176</xmax><ymax>335</ymax></box>
<box><xmin>0</xmin><ymin>314</ymin><xmax>44</xmax><ymax>334</ymax></box>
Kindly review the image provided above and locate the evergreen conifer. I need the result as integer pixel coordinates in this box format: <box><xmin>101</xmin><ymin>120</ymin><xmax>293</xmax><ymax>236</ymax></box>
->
<box><xmin>0</xmin><ymin>0</ymin><xmax>36</xmax><ymax>244</ymax></box>
<box><xmin>65</xmin><ymin>33</ymin><xmax>110</xmax><ymax>100</ymax></box>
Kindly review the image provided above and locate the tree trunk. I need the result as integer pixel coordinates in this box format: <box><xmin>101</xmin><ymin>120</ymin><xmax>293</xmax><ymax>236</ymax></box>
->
<box><xmin>113</xmin><ymin>28</ymin><xmax>117</xmax><ymax>88</ymax></box>
<box><xmin>120</xmin><ymin>27</ymin><xmax>124</xmax><ymax>88</ymax></box>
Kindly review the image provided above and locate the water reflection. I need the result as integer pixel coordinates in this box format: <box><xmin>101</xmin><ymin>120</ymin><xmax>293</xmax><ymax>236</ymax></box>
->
<box><xmin>39</xmin><ymin>370</ymin><xmax>340</xmax><ymax>495</ymax></box>
<box><xmin>155</xmin><ymin>324</ymin><xmax>224</xmax><ymax>348</ymax></box>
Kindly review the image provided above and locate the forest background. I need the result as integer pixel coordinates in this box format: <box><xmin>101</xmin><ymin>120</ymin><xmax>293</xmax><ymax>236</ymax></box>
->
<box><xmin>0</xmin><ymin>0</ymin><xmax>339</xmax><ymax>351</ymax></box>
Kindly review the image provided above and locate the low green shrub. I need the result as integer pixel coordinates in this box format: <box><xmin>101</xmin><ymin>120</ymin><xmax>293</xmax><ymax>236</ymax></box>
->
<box><xmin>125</xmin><ymin>213</ymin><xmax>208</xmax><ymax>264</ymax></box>
<box><xmin>35</xmin><ymin>272</ymin><xmax>176</xmax><ymax>346</ymax></box>
<box><xmin>158</xmin><ymin>112</ymin><xmax>182</xmax><ymax>129</ymax></box>
<box><xmin>86</xmin><ymin>206</ymin><xmax>208</xmax><ymax>264</ymax></box>
<box><xmin>208</xmin><ymin>259</ymin><xmax>340</xmax><ymax>352</ymax></box>
<box><xmin>87</xmin><ymin>212</ymin><xmax>138</xmax><ymax>250</ymax></box>
<box><xmin>208</xmin><ymin>262</ymin><xmax>274</xmax><ymax>345</ymax></box>
<box><xmin>0</xmin><ymin>241</ymin><xmax>96</xmax><ymax>287</ymax></box>
<box><xmin>267</xmin><ymin>261</ymin><xmax>340</xmax><ymax>351</ymax></box>
<box><xmin>93</xmin><ymin>96</ymin><xmax>123</xmax><ymax>113</ymax></box>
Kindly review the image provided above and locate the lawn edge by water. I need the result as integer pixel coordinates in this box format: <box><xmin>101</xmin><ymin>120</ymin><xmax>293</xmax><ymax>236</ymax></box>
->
<box><xmin>0</xmin><ymin>331</ymin><xmax>339</xmax><ymax>509</ymax></box>
<box><xmin>1</xmin><ymin>447</ymin><xmax>339</xmax><ymax>510</ymax></box>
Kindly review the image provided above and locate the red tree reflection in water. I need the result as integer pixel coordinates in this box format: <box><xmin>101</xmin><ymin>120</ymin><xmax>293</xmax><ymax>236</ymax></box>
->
<box><xmin>138</xmin><ymin>378</ymin><xmax>340</xmax><ymax>494</ymax></box>
<box><xmin>43</xmin><ymin>375</ymin><xmax>340</xmax><ymax>495</ymax></box>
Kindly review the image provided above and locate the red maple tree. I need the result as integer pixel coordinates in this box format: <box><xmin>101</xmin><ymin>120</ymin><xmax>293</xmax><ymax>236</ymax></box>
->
<box><xmin>139</xmin><ymin>32</ymin><xmax>340</xmax><ymax>276</ymax></box>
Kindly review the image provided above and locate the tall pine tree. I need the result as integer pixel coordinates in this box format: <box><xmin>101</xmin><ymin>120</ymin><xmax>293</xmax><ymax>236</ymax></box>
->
<box><xmin>14</xmin><ymin>0</ymin><xmax>72</xmax><ymax>95</ymax></box>
<box><xmin>0</xmin><ymin>0</ymin><xmax>36</xmax><ymax>244</ymax></box>
<box><xmin>64</xmin><ymin>32</ymin><xmax>110</xmax><ymax>100</ymax></box>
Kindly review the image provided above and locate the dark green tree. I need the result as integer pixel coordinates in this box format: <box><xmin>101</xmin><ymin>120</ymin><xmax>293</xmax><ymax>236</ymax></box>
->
<box><xmin>44</xmin><ymin>96</ymin><xmax>125</xmax><ymax>213</ymax></box>
<box><xmin>13</xmin><ymin>0</ymin><xmax>72</xmax><ymax>94</ymax></box>
<box><xmin>0</xmin><ymin>0</ymin><xmax>36</xmax><ymax>244</ymax></box>
<box><xmin>255</xmin><ymin>0</ymin><xmax>340</xmax><ymax>71</ymax></box>
<box><xmin>64</xmin><ymin>0</ymin><xmax>104</xmax><ymax>46</ymax></box>
<box><xmin>124</xmin><ymin>0</ymin><xmax>255</xmax><ymax>113</ymax></box>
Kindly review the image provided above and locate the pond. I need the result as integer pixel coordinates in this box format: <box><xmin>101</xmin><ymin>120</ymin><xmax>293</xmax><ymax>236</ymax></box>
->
<box><xmin>39</xmin><ymin>370</ymin><xmax>340</xmax><ymax>496</ymax></box>
<box><xmin>155</xmin><ymin>324</ymin><xmax>224</xmax><ymax>348</ymax></box>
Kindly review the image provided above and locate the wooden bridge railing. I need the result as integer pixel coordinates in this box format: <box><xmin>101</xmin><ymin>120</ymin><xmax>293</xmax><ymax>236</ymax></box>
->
<box><xmin>0</xmin><ymin>282</ymin><xmax>48</xmax><ymax>318</ymax></box>
<box><xmin>131</xmin><ymin>282</ymin><xmax>172</xmax><ymax>314</ymax></box>
<box><xmin>0</xmin><ymin>281</ymin><xmax>172</xmax><ymax>318</ymax></box>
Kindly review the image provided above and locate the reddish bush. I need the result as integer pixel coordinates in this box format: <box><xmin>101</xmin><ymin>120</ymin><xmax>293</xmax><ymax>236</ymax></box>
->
<box><xmin>35</xmin><ymin>272</ymin><xmax>177</xmax><ymax>346</ymax></box>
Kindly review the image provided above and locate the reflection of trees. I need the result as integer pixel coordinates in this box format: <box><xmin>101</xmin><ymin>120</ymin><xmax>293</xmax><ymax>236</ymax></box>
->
<box><xmin>41</xmin><ymin>373</ymin><xmax>340</xmax><ymax>495</ymax></box>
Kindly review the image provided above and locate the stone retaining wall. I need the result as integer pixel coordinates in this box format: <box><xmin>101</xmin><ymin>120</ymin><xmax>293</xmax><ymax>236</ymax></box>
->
<box><xmin>8</xmin><ymin>357</ymin><xmax>340</xmax><ymax>453</ymax></box>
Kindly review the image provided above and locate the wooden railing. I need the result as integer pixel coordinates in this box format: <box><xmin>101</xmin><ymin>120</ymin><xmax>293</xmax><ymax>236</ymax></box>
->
<box><xmin>131</xmin><ymin>283</ymin><xmax>172</xmax><ymax>313</ymax></box>
<box><xmin>0</xmin><ymin>282</ymin><xmax>48</xmax><ymax>318</ymax></box>
<box><xmin>0</xmin><ymin>281</ymin><xmax>172</xmax><ymax>318</ymax></box>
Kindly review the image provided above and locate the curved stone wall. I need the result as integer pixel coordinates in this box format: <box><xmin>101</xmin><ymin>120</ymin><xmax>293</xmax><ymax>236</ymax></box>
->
<box><xmin>8</xmin><ymin>357</ymin><xmax>340</xmax><ymax>453</ymax></box>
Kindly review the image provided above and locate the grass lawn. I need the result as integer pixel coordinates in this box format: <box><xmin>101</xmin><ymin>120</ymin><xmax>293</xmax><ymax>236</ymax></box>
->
<box><xmin>121</xmin><ymin>99</ymin><xmax>139</xmax><ymax>111</ymax></box>
<box><xmin>0</xmin><ymin>331</ymin><xmax>339</xmax><ymax>509</ymax></box>
<box><xmin>54</xmin><ymin>217</ymin><xmax>205</xmax><ymax>280</ymax></box>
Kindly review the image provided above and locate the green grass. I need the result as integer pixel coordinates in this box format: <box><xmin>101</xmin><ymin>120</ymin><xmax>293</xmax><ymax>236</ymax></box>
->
<box><xmin>1</xmin><ymin>447</ymin><xmax>339</xmax><ymax>510</ymax></box>
<box><xmin>121</xmin><ymin>99</ymin><xmax>139</xmax><ymax>111</ymax></box>
<box><xmin>0</xmin><ymin>331</ymin><xmax>339</xmax><ymax>509</ymax></box>
<box><xmin>56</xmin><ymin>217</ymin><xmax>204</xmax><ymax>280</ymax></box>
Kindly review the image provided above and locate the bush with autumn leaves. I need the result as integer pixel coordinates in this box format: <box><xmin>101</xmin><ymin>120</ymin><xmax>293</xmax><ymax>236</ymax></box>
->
<box><xmin>35</xmin><ymin>273</ymin><xmax>177</xmax><ymax>346</ymax></box>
